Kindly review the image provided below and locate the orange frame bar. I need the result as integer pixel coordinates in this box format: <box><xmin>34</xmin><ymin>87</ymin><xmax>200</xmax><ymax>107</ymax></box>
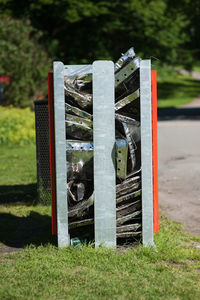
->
<box><xmin>151</xmin><ymin>70</ymin><xmax>159</xmax><ymax>232</ymax></box>
<box><xmin>48</xmin><ymin>72</ymin><xmax>57</xmax><ymax>235</ymax></box>
<box><xmin>48</xmin><ymin>70</ymin><xmax>158</xmax><ymax>235</ymax></box>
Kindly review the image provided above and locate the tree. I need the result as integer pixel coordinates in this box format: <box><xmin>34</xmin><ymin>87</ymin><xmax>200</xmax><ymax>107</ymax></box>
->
<box><xmin>0</xmin><ymin>0</ymin><xmax>191</xmax><ymax>66</ymax></box>
<box><xmin>1</xmin><ymin>0</ymin><xmax>197</xmax><ymax>69</ymax></box>
<box><xmin>0</xmin><ymin>18</ymin><xmax>50</xmax><ymax>106</ymax></box>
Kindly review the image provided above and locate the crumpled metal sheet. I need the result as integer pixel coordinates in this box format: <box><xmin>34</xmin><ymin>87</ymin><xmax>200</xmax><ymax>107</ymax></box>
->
<box><xmin>66</xmin><ymin>120</ymin><xmax>93</xmax><ymax>140</ymax></box>
<box><xmin>65</xmin><ymin>103</ymin><xmax>92</xmax><ymax>120</ymax></box>
<box><xmin>115</xmin><ymin>47</ymin><xmax>136</xmax><ymax>71</ymax></box>
<box><xmin>115</xmin><ymin>89</ymin><xmax>139</xmax><ymax>111</ymax></box>
<box><xmin>64</xmin><ymin>81</ymin><xmax>92</xmax><ymax>110</ymax></box>
<box><xmin>66</xmin><ymin>139</ymin><xmax>129</xmax><ymax>185</ymax></box>
<box><xmin>116</xmin><ymin>176</ymin><xmax>141</xmax><ymax>197</ymax></box>
<box><xmin>66</xmin><ymin>140</ymin><xmax>93</xmax><ymax>182</ymax></box>
<box><xmin>65</xmin><ymin>47</ymin><xmax>142</xmax><ymax>241</ymax></box>
<box><xmin>115</xmin><ymin>58</ymin><xmax>140</xmax><ymax>87</ymax></box>
<box><xmin>74</xmin><ymin>73</ymin><xmax>92</xmax><ymax>91</ymax></box>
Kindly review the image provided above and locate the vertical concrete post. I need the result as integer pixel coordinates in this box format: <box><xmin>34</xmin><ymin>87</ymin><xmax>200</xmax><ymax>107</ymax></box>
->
<box><xmin>53</xmin><ymin>62</ymin><xmax>70</xmax><ymax>247</ymax></box>
<box><xmin>93</xmin><ymin>61</ymin><xmax>116</xmax><ymax>248</ymax></box>
<box><xmin>140</xmin><ymin>60</ymin><xmax>154</xmax><ymax>246</ymax></box>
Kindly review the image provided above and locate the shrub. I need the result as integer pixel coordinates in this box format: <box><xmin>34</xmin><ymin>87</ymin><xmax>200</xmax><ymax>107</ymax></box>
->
<box><xmin>0</xmin><ymin>18</ymin><xmax>50</xmax><ymax>107</ymax></box>
<box><xmin>0</xmin><ymin>106</ymin><xmax>35</xmax><ymax>145</ymax></box>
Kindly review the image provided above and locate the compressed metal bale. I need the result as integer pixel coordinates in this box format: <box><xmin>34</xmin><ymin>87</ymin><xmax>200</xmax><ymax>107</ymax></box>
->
<box><xmin>64</xmin><ymin>47</ymin><xmax>142</xmax><ymax>242</ymax></box>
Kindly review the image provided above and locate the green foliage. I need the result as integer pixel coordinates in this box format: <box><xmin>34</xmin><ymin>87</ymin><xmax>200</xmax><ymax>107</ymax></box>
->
<box><xmin>0</xmin><ymin>106</ymin><xmax>35</xmax><ymax>145</ymax></box>
<box><xmin>192</xmin><ymin>62</ymin><xmax>200</xmax><ymax>73</ymax></box>
<box><xmin>0</xmin><ymin>0</ymin><xmax>191</xmax><ymax>66</ymax></box>
<box><xmin>0</xmin><ymin>18</ymin><xmax>50</xmax><ymax>107</ymax></box>
<box><xmin>180</xmin><ymin>0</ymin><xmax>200</xmax><ymax>61</ymax></box>
<box><xmin>155</xmin><ymin>65</ymin><xmax>200</xmax><ymax>108</ymax></box>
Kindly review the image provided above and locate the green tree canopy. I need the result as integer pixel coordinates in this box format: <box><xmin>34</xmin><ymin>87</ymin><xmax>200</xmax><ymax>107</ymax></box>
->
<box><xmin>0</xmin><ymin>18</ymin><xmax>50</xmax><ymax>106</ymax></box>
<box><xmin>0</xmin><ymin>0</ymin><xmax>194</xmax><ymax>67</ymax></box>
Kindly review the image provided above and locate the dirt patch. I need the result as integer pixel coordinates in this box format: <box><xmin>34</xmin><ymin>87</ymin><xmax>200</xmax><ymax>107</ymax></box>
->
<box><xmin>196</xmin><ymin>268</ymin><xmax>200</xmax><ymax>273</ymax></box>
<box><xmin>71</xmin><ymin>266</ymin><xmax>89</xmax><ymax>274</ymax></box>
<box><xmin>185</xmin><ymin>241</ymin><xmax>200</xmax><ymax>249</ymax></box>
<box><xmin>0</xmin><ymin>245</ymin><xmax>23</xmax><ymax>255</ymax></box>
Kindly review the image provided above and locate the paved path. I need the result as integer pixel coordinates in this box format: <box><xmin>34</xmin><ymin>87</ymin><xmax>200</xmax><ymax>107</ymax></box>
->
<box><xmin>158</xmin><ymin>84</ymin><xmax>200</xmax><ymax>235</ymax></box>
<box><xmin>174</xmin><ymin>67</ymin><xmax>200</xmax><ymax>81</ymax></box>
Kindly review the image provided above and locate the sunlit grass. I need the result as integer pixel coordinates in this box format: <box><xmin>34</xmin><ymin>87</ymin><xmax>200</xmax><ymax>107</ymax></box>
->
<box><xmin>154</xmin><ymin>65</ymin><xmax>200</xmax><ymax>108</ymax></box>
<box><xmin>0</xmin><ymin>145</ymin><xmax>200</xmax><ymax>299</ymax></box>
<box><xmin>0</xmin><ymin>144</ymin><xmax>36</xmax><ymax>185</ymax></box>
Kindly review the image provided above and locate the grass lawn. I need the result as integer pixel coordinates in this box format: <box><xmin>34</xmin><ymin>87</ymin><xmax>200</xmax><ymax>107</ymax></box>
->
<box><xmin>192</xmin><ymin>64</ymin><xmax>200</xmax><ymax>73</ymax></box>
<box><xmin>0</xmin><ymin>145</ymin><xmax>200</xmax><ymax>299</ymax></box>
<box><xmin>154</xmin><ymin>64</ymin><xmax>200</xmax><ymax>108</ymax></box>
<box><xmin>0</xmin><ymin>144</ymin><xmax>36</xmax><ymax>185</ymax></box>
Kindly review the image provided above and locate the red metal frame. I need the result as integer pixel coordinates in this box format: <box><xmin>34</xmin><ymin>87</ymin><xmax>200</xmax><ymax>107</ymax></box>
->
<box><xmin>151</xmin><ymin>70</ymin><xmax>159</xmax><ymax>233</ymax></box>
<box><xmin>48</xmin><ymin>72</ymin><xmax>57</xmax><ymax>235</ymax></box>
<box><xmin>48</xmin><ymin>70</ymin><xmax>158</xmax><ymax>235</ymax></box>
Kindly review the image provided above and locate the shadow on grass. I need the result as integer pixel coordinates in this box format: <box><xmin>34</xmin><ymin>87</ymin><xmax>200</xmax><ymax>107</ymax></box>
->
<box><xmin>0</xmin><ymin>183</ymin><xmax>37</xmax><ymax>204</ymax></box>
<box><xmin>158</xmin><ymin>106</ymin><xmax>200</xmax><ymax>121</ymax></box>
<box><xmin>158</xmin><ymin>79</ymin><xmax>200</xmax><ymax>100</ymax></box>
<box><xmin>0</xmin><ymin>184</ymin><xmax>56</xmax><ymax>248</ymax></box>
<box><xmin>0</xmin><ymin>211</ymin><xmax>56</xmax><ymax>248</ymax></box>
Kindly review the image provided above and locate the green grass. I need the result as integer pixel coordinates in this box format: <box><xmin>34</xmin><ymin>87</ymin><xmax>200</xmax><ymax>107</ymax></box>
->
<box><xmin>0</xmin><ymin>145</ymin><xmax>200</xmax><ymax>299</ymax></box>
<box><xmin>0</xmin><ymin>144</ymin><xmax>36</xmax><ymax>185</ymax></box>
<box><xmin>154</xmin><ymin>64</ymin><xmax>200</xmax><ymax>108</ymax></box>
<box><xmin>192</xmin><ymin>64</ymin><xmax>200</xmax><ymax>73</ymax></box>
<box><xmin>1</xmin><ymin>66</ymin><xmax>200</xmax><ymax>297</ymax></box>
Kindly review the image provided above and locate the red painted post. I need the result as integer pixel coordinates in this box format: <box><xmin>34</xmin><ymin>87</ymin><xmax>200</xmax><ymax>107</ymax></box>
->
<box><xmin>151</xmin><ymin>70</ymin><xmax>159</xmax><ymax>233</ymax></box>
<box><xmin>48</xmin><ymin>72</ymin><xmax>57</xmax><ymax>235</ymax></box>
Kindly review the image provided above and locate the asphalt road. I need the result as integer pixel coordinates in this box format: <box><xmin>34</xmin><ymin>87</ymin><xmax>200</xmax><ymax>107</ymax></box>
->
<box><xmin>158</xmin><ymin>97</ymin><xmax>200</xmax><ymax>236</ymax></box>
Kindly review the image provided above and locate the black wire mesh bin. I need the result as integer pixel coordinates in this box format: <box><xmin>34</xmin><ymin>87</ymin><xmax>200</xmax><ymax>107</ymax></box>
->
<box><xmin>34</xmin><ymin>99</ymin><xmax>51</xmax><ymax>205</ymax></box>
<box><xmin>36</xmin><ymin>47</ymin><xmax>158</xmax><ymax>247</ymax></box>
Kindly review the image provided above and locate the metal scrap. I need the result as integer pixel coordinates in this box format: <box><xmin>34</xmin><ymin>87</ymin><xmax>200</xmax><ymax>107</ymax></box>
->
<box><xmin>65</xmin><ymin>48</ymin><xmax>142</xmax><ymax>242</ymax></box>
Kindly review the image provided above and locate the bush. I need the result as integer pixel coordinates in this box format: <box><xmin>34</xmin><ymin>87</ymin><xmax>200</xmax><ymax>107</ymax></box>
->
<box><xmin>0</xmin><ymin>106</ymin><xmax>35</xmax><ymax>145</ymax></box>
<box><xmin>0</xmin><ymin>18</ymin><xmax>50</xmax><ymax>107</ymax></box>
